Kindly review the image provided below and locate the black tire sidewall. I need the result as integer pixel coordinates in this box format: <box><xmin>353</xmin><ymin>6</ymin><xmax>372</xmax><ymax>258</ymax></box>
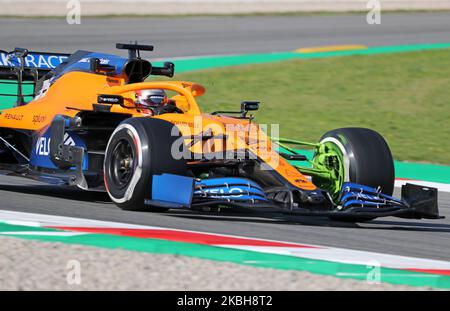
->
<box><xmin>104</xmin><ymin>127</ymin><xmax>141</xmax><ymax>200</ymax></box>
<box><xmin>320</xmin><ymin>127</ymin><xmax>395</xmax><ymax>196</ymax></box>
<box><xmin>104</xmin><ymin>118</ymin><xmax>187</xmax><ymax>211</ymax></box>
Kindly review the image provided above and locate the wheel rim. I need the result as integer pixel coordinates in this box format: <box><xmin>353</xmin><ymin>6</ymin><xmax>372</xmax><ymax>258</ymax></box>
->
<box><xmin>312</xmin><ymin>141</ymin><xmax>346</xmax><ymax>202</ymax></box>
<box><xmin>111</xmin><ymin>139</ymin><xmax>136</xmax><ymax>189</ymax></box>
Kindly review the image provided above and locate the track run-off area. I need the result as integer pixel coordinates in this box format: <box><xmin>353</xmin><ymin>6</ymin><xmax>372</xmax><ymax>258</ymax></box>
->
<box><xmin>1</xmin><ymin>13</ymin><xmax>450</xmax><ymax>289</ymax></box>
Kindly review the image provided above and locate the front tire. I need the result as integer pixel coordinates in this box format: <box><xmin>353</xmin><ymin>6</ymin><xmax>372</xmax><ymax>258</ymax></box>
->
<box><xmin>104</xmin><ymin>118</ymin><xmax>187</xmax><ymax>211</ymax></box>
<box><xmin>313</xmin><ymin>128</ymin><xmax>395</xmax><ymax>222</ymax></box>
<box><xmin>319</xmin><ymin>127</ymin><xmax>395</xmax><ymax>196</ymax></box>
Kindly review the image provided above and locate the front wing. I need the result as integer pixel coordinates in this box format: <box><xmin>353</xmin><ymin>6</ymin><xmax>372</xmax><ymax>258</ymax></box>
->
<box><xmin>145</xmin><ymin>174</ymin><xmax>441</xmax><ymax>220</ymax></box>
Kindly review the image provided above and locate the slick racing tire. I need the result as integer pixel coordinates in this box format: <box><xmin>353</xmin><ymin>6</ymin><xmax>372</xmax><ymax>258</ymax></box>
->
<box><xmin>319</xmin><ymin>128</ymin><xmax>395</xmax><ymax>222</ymax></box>
<box><xmin>320</xmin><ymin>127</ymin><xmax>395</xmax><ymax>195</ymax></box>
<box><xmin>104</xmin><ymin>118</ymin><xmax>187</xmax><ymax>211</ymax></box>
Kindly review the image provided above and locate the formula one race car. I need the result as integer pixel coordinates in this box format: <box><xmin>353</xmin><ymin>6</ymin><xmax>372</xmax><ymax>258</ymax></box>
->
<box><xmin>0</xmin><ymin>44</ymin><xmax>441</xmax><ymax>222</ymax></box>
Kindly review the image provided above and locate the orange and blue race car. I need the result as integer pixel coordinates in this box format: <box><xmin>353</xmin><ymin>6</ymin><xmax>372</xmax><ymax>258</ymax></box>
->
<box><xmin>0</xmin><ymin>43</ymin><xmax>441</xmax><ymax>222</ymax></box>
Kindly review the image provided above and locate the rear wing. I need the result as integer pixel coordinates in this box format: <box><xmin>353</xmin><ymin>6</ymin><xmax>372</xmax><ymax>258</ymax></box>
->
<box><xmin>0</xmin><ymin>49</ymin><xmax>70</xmax><ymax>69</ymax></box>
<box><xmin>0</xmin><ymin>48</ymin><xmax>70</xmax><ymax>107</ymax></box>
<box><xmin>0</xmin><ymin>49</ymin><xmax>70</xmax><ymax>81</ymax></box>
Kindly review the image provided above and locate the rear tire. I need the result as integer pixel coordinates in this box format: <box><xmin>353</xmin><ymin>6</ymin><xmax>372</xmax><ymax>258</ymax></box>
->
<box><xmin>104</xmin><ymin>118</ymin><xmax>187</xmax><ymax>211</ymax></box>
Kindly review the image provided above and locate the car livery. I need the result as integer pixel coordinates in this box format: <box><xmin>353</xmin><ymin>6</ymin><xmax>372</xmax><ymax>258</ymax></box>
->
<box><xmin>0</xmin><ymin>44</ymin><xmax>441</xmax><ymax>222</ymax></box>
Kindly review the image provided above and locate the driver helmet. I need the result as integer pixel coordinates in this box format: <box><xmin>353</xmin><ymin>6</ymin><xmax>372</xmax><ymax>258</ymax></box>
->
<box><xmin>135</xmin><ymin>89</ymin><xmax>168</xmax><ymax>108</ymax></box>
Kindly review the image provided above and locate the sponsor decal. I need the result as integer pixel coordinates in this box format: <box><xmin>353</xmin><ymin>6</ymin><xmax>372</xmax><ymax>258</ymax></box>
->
<box><xmin>30</xmin><ymin>129</ymin><xmax>87</xmax><ymax>169</ymax></box>
<box><xmin>3</xmin><ymin>113</ymin><xmax>24</xmax><ymax>121</ymax></box>
<box><xmin>106</xmin><ymin>77</ymin><xmax>121</xmax><ymax>85</ymax></box>
<box><xmin>35</xmin><ymin>133</ymin><xmax>75</xmax><ymax>157</ymax></box>
<box><xmin>0</xmin><ymin>52</ymin><xmax>68</xmax><ymax>70</ymax></box>
<box><xmin>203</xmin><ymin>187</ymin><xmax>244</xmax><ymax>198</ymax></box>
<box><xmin>79</xmin><ymin>57</ymin><xmax>110</xmax><ymax>65</ymax></box>
<box><xmin>32</xmin><ymin>114</ymin><xmax>47</xmax><ymax>124</ymax></box>
<box><xmin>97</xmin><ymin>94</ymin><xmax>124</xmax><ymax>105</ymax></box>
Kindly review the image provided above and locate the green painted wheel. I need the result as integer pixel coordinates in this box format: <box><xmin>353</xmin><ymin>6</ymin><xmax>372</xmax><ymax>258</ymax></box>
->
<box><xmin>312</xmin><ymin>141</ymin><xmax>346</xmax><ymax>203</ymax></box>
<box><xmin>312</xmin><ymin>127</ymin><xmax>395</xmax><ymax>204</ymax></box>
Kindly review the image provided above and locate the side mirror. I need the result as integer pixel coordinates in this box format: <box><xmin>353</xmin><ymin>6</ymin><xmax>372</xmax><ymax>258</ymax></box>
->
<box><xmin>211</xmin><ymin>101</ymin><xmax>260</xmax><ymax>118</ymax></box>
<box><xmin>241</xmin><ymin>101</ymin><xmax>260</xmax><ymax>117</ymax></box>
<box><xmin>151</xmin><ymin>62</ymin><xmax>175</xmax><ymax>78</ymax></box>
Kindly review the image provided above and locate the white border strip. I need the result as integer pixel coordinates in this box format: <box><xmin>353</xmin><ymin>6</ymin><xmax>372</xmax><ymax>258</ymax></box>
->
<box><xmin>1</xmin><ymin>231</ymin><xmax>87</xmax><ymax>237</ymax></box>
<box><xmin>219</xmin><ymin>245</ymin><xmax>450</xmax><ymax>271</ymax></box>
<box><xmin>395</xmin><ymin>179</ymin><xmax>450</xmax><ymax>193</ymax></box>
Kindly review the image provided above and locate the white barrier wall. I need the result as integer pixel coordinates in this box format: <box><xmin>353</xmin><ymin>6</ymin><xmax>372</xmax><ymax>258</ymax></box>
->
<box><xmin>1</xmin><ymin>0</ymin><xmax>450</xmax><ymax>16</ymax></box>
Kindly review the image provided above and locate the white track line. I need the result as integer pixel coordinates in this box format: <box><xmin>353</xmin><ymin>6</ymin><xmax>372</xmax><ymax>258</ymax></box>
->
<box><xmin>0</xmin><ymin>212</ymin><xmax>156</xmax><ymax>229</ymax></box>
<box><xmin>220</xmin><ymin>245</ymin><xmax>450</xmax><ymax>271</ymax></box>
<box><xmin>395</xmin><ymin>179</ymin><xmax>450</xmax><ymax>193</ymax></box>
<box><xmin>1</xmin><ymin>231</ymin><xmax>87</xmax><ymax>237</ymax></box>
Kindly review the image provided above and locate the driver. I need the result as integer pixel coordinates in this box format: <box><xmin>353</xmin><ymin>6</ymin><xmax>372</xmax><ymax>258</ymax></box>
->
<box><xmin>135</xmin><ymin>89</ymin><xmax>182</xmax><ymax>115</ymax></box>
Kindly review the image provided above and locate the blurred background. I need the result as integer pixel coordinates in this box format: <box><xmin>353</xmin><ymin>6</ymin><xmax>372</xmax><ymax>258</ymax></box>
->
<box><xmin>1</xmin><ymin>0</ymin><xmax>449</xmax><ymax>164</ymax></box>
<box><xmin>2</xmin><ymin>0</ymin><xmax>450</xmax><ymax>16</ymax></box>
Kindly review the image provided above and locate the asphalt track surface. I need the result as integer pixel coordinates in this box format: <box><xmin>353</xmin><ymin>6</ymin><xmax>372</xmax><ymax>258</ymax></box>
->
<box><xmin>0</xmin><ymin>175</ymin><xmax>449</xmax><ymax>261</ymax></box>
<box><xmin>0</xmin><ymin>13</ymin><xmax>449</xmax><ymax>261</ymax></box>
<box><xmin>0</xmin><ymin>13</ymin><xmax>450</xmax><ymax>58</ymax></box>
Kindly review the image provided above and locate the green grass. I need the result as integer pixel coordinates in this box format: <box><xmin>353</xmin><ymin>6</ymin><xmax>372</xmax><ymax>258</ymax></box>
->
<box><xmin>172</xmin><ymin>49</ymin><xmax>450</xmax><ymax>165</ymax></box>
